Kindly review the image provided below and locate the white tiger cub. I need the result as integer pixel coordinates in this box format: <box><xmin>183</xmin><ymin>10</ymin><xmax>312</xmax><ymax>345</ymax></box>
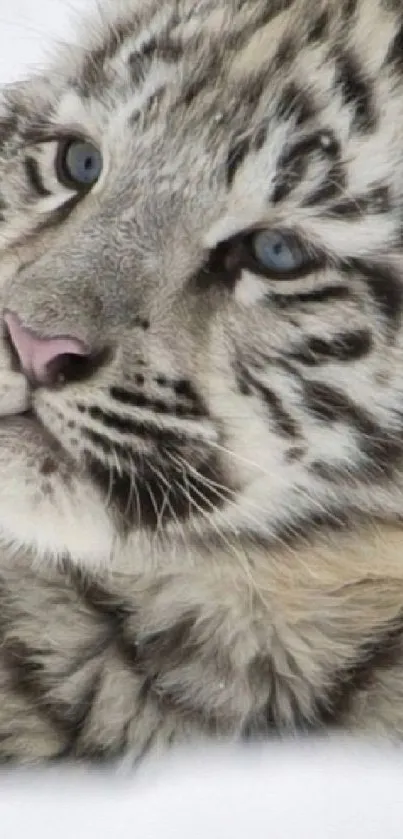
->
<box><xmin>0</xmin><ymin>0</ymin><xmax>403</xmax><ymax>763</ymax></box>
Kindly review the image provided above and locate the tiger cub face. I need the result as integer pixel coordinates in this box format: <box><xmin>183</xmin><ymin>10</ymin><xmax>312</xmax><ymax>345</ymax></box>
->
<box><xmin>0</xmin><ymin>0</ymin><xmax>402</xmax><ymax>566</ymax></box>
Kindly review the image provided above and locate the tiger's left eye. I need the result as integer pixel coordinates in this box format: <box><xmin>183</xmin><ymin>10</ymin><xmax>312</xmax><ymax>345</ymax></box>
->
<box><xmin>56</xmin><ymin>138</ymin><xmax>103</xmax><ymax>189</ymax></box>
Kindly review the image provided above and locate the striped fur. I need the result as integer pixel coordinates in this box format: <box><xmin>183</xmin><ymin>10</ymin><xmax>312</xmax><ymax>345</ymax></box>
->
<box><xmin>0</xmin><ymin>0</ymin><xmax>403</xmax><ymax>762</ymax></box>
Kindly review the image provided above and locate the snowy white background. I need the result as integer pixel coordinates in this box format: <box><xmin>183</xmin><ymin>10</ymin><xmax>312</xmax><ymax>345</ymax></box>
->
<box><xmin>0</xmin><ymin>2</ymin><xmax>403</xmax><ymax>837</ymax></box>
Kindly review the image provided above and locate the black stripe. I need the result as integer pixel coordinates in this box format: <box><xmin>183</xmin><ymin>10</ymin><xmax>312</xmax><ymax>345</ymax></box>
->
<box><xmin>128</xmin><ymin>36</ymin><xmax>183</xmax><ymax>86</ymax></box>
<box><xmin>311</xmin><ymin>423</ymin><xmax>403</xmax><ymax>481</ymax></box>
<box><xmin>245</xmin><ymin>613</ymin><xmax>403</xmax><ymax>733</ymax></box>
<box><xmin>225</xmin><ymin>77</ymin><xmax>267</xmax><ymax>186</ymax></box>
<box><xmin>273</xmin><ymin>36</ymin><xmax>296</xmax><ymax>70</ymax></box>
<box><xmin>68</xmin><ymin>569</ymin><xmax>131</xmax><ymax>626</ymax></box>
<box><xmin>78</xmin><ymin>20</ymin><xmax>136</xmax><ymax>94</ymax></box>
<box><xmin>303</xmin><ymin>381</ymin><xmax>377</xmax><ymax>432</ymax></box>
<box><xmin>182</xmin><ymin>76</ymin><xmax>209</xmax><ymax>108</ymax></box>
<box><xmin>273</xmin><ymin>131</ymin><xmax>339</xmax><ymax>204</ymax></box>
<box><xmin>127</xmin><ymin>38</ymin><xmax>156</xmax><ymax>84</ymax></box>
<box><xmin>269</xmin><ymin>285</ymin><xmax>350</xmax><ymax>307</ymax></box>
<box><xmin>305</xmin><ymin>386</ymin><xmax>403</xmax><ymax>482</ymax></box>
<box><xmin>272</xmin><ymin>142</ymin><xmax>312</xmax><ymax>204</ymax></box>
<box><xmin>359</xmin><ymin>431</ymin><xmax>403</xmax><ymax>480</ymax></box>
<box><xmin>226</xmin><ymin>0</ymin><xmax>296</xmax><ymax>51</ymax></box>
<box><xmin>135</xmin><ymin>614</ymin><xmax>199</xmax><ymax>674</ymax></box>
<box><xmin>302</xmin><ymin>162</ymin><xmax>346</xmax><ymax>207</ymax></box>
<box><xmin>0</xmin><ymin>638</ymin><xmax>102</xmax><ymax>756</ymax></box>
<box><xmin>85</xmin><ymin>407</ymin><xmax>190</xmax><ymax>448</ymax></box>
<box><xmin>291</xmin><ymin>330</ymin><xmax>372</xmax><ymax>365</ymax></box>
<box><xmin>67</xmin><ymin>572</ymin><xmax>209</xmax><ymax>737</ymax></box>
<box><xmin>35</xmin><ymin>194</ymin><xmax>82</xmax><ymax>233</ymax></box>
<box><xmin>318</xmin><ymin>615</ymin><xmax>403</xmax><ymax>726</ymax></box>
<box><xmin>226</xmin><ymin>136</ymin><xmax>251</xmax><ymax>186</ymax></box>
<box><xmin>334</xmin><ymin>50</ymin><xmax>376</xmax><ymax>132</ymax></box>
<box><xmin>25</xmin><ymin>156</ymin><xmax>51</xmax><ymax>197</ymax></box>
<box><xmin>275</xmin><ymin>82</ymin><xmax>316</xmax><ymax>125</ymax></box>
<box><xmin>110</xmin><ymin>381</ymin><xmax>206</xmax><ymax>417</ymax></box>
<box><xmin>307</xmin><ymin>10</ymin><xmax>329</xmax><ymax>42</ymax></box>
<box><xmin>342</xmin><ymin>0</ymin><xmax>358</xmax><ymax>17</ymax></box>
<box><xmin>327</xmin><ymin>186</ymin><xmax>391</xmax><ymax>218</ymax></box>
<box><xmin>385</xmin><ymin>20</ymin><xmax>403</xmax><ymax>72</ymax></box>
<box><xmin>236</xmin><ymin>365</ymin><xmax>300</xmax><ymax>438</ymax></box>
<box><xmin>83</xmin><ymin>429</ymin><xmax>138</xmax><ymax>459</ymax></box>
<box><xmin>348</xmin><ymin>259</ymin><xmax>403</xmax><ymax>329</ymax></box>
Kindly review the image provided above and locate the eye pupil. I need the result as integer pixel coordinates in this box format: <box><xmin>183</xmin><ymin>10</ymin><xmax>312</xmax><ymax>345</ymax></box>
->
<box><xmin>57</xmin><ymin>139</ymin><xmax>102</xmax><ymax>189</ymax></box>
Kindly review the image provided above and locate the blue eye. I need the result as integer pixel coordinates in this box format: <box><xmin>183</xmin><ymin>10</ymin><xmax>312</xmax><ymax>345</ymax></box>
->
<box><xmin>251</xmin><ymin>230</ymin><xmax>306</xmax><ymax>277</ymax></box>
<box><xmin>57</xmin><ymin>138</ymin><xmax>102</xmax><ymax>189</ymax></box>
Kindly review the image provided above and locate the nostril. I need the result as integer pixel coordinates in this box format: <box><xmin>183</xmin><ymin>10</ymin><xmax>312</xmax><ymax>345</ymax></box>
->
<box><xmin>45</xmin><ymin>351</ymin><xmax>102</xmax><ymax>386</ymax></box>
<box><xmin>3</xmin><ymin>310</ymin><xmax>92</xmax><ymax>387</ymax></box>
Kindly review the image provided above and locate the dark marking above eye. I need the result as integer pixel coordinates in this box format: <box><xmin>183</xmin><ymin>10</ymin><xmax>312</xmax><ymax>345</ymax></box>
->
<box><xmin>302</xmin><ymin>162</ymin><xmax>346</xmax><ymax>207</ymax></box>
<box><xmin>128</xmin><ymin>34</ymin><xmax>183</xmax><ymax>84</ymax></box>
<box><xmin>226</xmin><ymin>136</ymin><xmax>251</xmax><ymax>187</ymax></box>
<box><xmin>273</xmin><ymin>132</ymin><xmax>341</xmax><ymax>206</ymax></box>
<box><xmin>328</xmin><ymin>185</ymin><xmax>391</xmax><ymax>218</ymax></box>
<box><xmin>276</xmin><ymin>82</ymin><xmax>316</xmax><ymax>125</ymax></box>
<box><xmin>128</xmin><ymin>35</ymin><xmax>183</xmax><ymax>84</ymax></box>
<box><xmin>334</xmin><ymin>51</ymin><xmax>376</xmax><ymax>132</ymax></box>
<box><xmin>77</xmin><ymin>20</ymin><xmax>136</xmax><ymax>94</ymax></box>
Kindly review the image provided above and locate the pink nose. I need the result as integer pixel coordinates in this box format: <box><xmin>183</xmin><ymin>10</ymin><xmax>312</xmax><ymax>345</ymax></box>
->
<box><xmin>4</xmin><ymin>310</ymin><xmax>90</xmax><ymax>386</ymax></box>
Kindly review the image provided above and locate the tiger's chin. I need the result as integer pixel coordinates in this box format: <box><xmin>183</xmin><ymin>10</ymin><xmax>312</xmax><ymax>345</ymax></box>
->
<box><xmin>0</xmin><ymin>409</ymin><xmax>226</xmax><ymax>573</ymax></box>
<box><xmin>0</xmin><ymin>411</ymin><xmax>116</xmax><ymax>569</ymax></box>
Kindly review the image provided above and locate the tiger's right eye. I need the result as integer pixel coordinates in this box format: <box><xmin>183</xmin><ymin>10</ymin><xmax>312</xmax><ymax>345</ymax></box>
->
<box><xmin>56</xmin><ymin>138</ymin><xmax>103</xmax><ymax>190</ymax></box>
